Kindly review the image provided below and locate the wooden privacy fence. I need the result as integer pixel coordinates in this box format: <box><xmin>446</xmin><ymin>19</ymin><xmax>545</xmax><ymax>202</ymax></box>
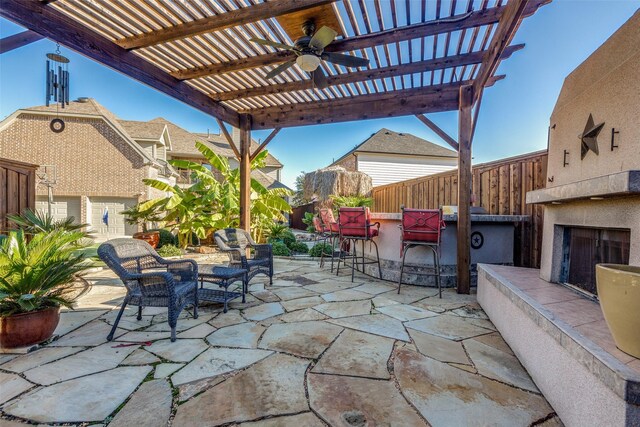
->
<box><xmin>0</xmin><ymin>158</ymin><xmax>38</xmax><ymax>233</ymax></box>
<box><xmin>290</xmin><ymin>201</ymin><xmax>316</xmax><ymax>231</ymax></box>
<box><xmin>372</xmin><ymin>150</ymin><xmax>548</xmax><ymax>268</ymax></box>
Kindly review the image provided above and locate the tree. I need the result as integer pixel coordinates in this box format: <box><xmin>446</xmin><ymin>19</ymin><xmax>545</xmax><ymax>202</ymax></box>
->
<box><xmin>292</xmin><ymin>171</ymin><xmax>307</xmax><ymax>207</ymax></box>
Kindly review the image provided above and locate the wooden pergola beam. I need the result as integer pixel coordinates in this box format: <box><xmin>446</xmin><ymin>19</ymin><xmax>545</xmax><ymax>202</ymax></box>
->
<box><xmin>0</xmin><ymin>0</ymin><xmax>240</xmax><ymax>127</ymax></box>
<box><xmin>0</xmin><ymin>30</ymin><xmax>43</xmax><ymax>54</ymax></box>
<box><xmin>415</xmin><ymin>115</ymin><xmax>459</xmax><ymax>151</ymax></box>
<box><xmin>212</xmin><ymin>45</ymin><xmax>523</xmax><ymax>101</ymax></box>
<box><xmin>250</xmin><ymin>128</ymin><xmax>281</xmax><ymax>162</ymax></box>
<box><xmin>117</xmin><ymin>0</ymin><xmax>333</xmax><ymax>50</ymax></box>
<box><xmin>170</xmin><ymin>1</ymin><xmax>545</xmax><ymax>80</ymax></box>
<box><xmin>215</xmin><ymin>118</ymin><xmax>241</xmax><ymax>160</ymax></box>
<box><xmin>239</xmin><ymin>114</ymin><xmax>252</xmax><ymax>231</ymax></box>
<box><xmin>248</xmin><ymin>76</ymin><xmax>504</xmax><ymax>130</ymax></box>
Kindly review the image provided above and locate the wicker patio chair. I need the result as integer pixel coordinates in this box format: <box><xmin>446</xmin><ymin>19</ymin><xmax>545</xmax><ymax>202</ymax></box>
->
<box><xmin>214</xmin><ymin>228</ymin><xmax>273</xmax><ymax>285</ymax></box>
<box><xmin>98</xmin><ymin>238</ymin><xmax>198</xmax><ymax>342</ymax></box>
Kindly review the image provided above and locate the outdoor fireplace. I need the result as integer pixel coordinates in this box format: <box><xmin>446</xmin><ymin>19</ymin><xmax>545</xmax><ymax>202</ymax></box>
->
<box><xmin>559</xmin><ymin>226</ymin><xmax>630</xmax><ymax>295</ymax></box>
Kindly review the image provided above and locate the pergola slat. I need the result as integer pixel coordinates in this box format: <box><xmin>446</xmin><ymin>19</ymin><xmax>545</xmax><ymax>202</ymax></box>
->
<box><xmin>117</xmin><ymin>0</ymin><xmax>333</xmax><ymax>50</ymax></box>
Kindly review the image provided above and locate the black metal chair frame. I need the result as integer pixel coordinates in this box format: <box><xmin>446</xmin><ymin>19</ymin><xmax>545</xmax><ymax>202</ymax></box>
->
<box><xmin>319</xmin><ymin>208</ymin><xmax>340</xmax><ymax>272</ymax></box>
<box><xmin>398</xmin><ymin>208</ymin><xmax>443</xmax><ymax>298</ymax></box>
<box><xmin>214</xmin><ymin>228</ymin><xmax>273</xmax><ymax>285</ymax></box>
<box><xmin>98</xmin><ymin>238</ymin><xmax>198</xmax><ymax>342</ymax></box>
<box><xmin>335</xmin><ymin>207</ymin><xmax>382</xmax><ymax>282</ymax></box>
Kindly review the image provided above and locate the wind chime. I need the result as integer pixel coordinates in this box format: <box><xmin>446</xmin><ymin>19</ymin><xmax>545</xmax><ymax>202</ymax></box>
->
<box><xmin>45</xmin><ymin>43</ymin><xmax>70</xmax><ymax>133</ymax></box>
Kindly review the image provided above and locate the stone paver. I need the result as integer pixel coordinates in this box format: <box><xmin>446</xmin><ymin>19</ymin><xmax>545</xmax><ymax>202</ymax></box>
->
<box><xmin>121</xmin><ymin>348</ymin><xmax>161</xmax><ymax>365</ymax></box>
<box><xmin>4</xmin><ymin>366</ymin><xmax>151</xmax><ymax>423</ymax></box>
<box><xmin>1</xmin><ymin>347</ymin><xmax>82</xmax><ymax>373</ymax></box>
<box><xmin>108</xmin><ymin>379</ymin><xmax>172</xmax><ymax>427</ymax></box>
<box><xmin>271</xmin><ymin>286</ymin><xmax>318</xmax><ymax>301</ymax></box>
<box><xmin>176</xmin><ymin>322</ymin><xmax>216</xmax><ymax>339</ymax></box>
<box><xmin>351</xmin><ymin>282</ymin><xmax>397</xmax><ymax>295</ymax></box>
<box><xmin>371</xmin><ymin>296</ymin><xmax>401</xmax><ymax>307</ymax></box>
<box><xmin>314</xmin><ymin>300</ymin><xmax>372</xmax><ymax>318</ymax></box>
<box><xmin>279</xmin><ymin>307</ymin><xmax>328</xmax><ymax>322</ymax></box>
<box><xmin>209</xmin><ymin>310</ymin><xmax>246</xmax><ymax>328</ymax></box>
<box><xmin>173</xmin><ymin>354</ymin><xmax>309</xmax><ymax>426</ymax></box>
<box><xmin>313</xmin><ymin>329</ymin><xmax>394</xmax><ymax>379</ymax></box>
<box><xmin>54</xmin><ymin>310</ymin><xmax>107</xmax><ymax>337</ymax></box>
<box><xmin>238</xmin><ymin>412</ymin><xmax>326</xmax><ymax>427</ymax></box>
<box><xmin>321</xmin><ymin>289</ymin><xmax>372</xmax><ymax>302</ymax></box>
<box><xmin>308</xmin><ymin>373</ymin><xmax>427</xmax><ymax>426</ymax></box>
<box><xmin>23</xmin><ymin>343</ymin><xmax>138</xmax><ymax>385</ymax></box>
<box><xmin>116</xmin><ymin>330</ymin><xmax>171</xmax><ymax>342</ymax></box>
<box><xmin>280</xmin><ymin>296</ymin><xmax>324</xmax><ymax>312</ymax></box>
<box><xmin>154</xmin><ymin>362</ymin><xmax>184</xmax><ymax>378</ymax></box>
<box><xmin>259</xmin><ymin>321</ymin><xmax>342</xmax><ymax>358</ymax></box>
<box><xmin>380</xmin><ymin>287</ymin><xmax>435</xmax><ymax>304</ymax></box>
<box><xmin>146</xmin><ymin>339</ymin><xmax>208</xmax><ymax>362</ymax></box>
<box><xmin>464</xmin><ymin>339</ymin><xmax>538</xmax><ymax>392</ymax></box>
<box><xmin>206</xmin><ymin>322</ymin><xmax>265</xmax><ymax>348</ymax></box>
<box><xmin>471</xmin><ymin>332</ymin><xmax>514</xmax><ymax>355</ymax></box>
<box><xmin>304</xmin><ymin>281</ymin><xmax>360</xmax><ymax>294</ymax></box>
<box><xmin>395</xmin><ymin>349</ymin><xmax>552</xmax><ymax>427</ymax></box>
<box><xmin>172</xmin><ymin>348</ymin><xmax>273</xmax><ymax>386</ymax></box>
<box><xmin>243</xmin><ymin>302</ymin><xmax>284</xmax><ymax>321</ymax></box>
<box><xmin>376</xmin><ymin>303</ymin><xmax>438</xmax><ymax>321</ymax></box>
<box><xmin>252</xmin><ymin>289</ymin><xmax>280</xmax><ymax>302</ymax></box>
<box><xmin>405</xmin><ymin>314</ymin><xmax>493</xmax><ymax>341</ymax></box>
<box><xmin>0</xmin><ymin>372</ymin><xmax>33</xmax><ymax>405</ymax></box>
<box><xmin>48</xmin><ymin>320</ymin><xmax>125</xmax><ymax>346</ymax></box>
<box><xmin>408</xmin><ymin>328</ymin><xmax>470</xmax><ymax>365</ymax></box>
<box><xmin>328</xmin><ymin>314</ymin><xmax>410</xmax><ymax>341</ymax></box>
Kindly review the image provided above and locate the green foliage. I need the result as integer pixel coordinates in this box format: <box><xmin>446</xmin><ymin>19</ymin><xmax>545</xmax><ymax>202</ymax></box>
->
<box><xmin>138</xmin><ymin>142</ymin><xmax>292</xmax><ymax>248</ymax></box>
<box><xmin>121</xmin><ymin>204</ymin><xmax>163</xmax><ymax>232</ymax></box>
<box><xmin>0</xmin><ymin>230</ymin><xmax>91</xmax><ymax>316</ymax></box>
<box><xmin>148</xmin><ymin>229</ymin><xmax>177</xmax><ymax>248</ymax></box>
<box><xmin>288</xmin><ymin>241</ymin><xmax>309</xmax><ymax>254</ymax></box>
<box><xmin>302</xmin><ymin>212</ymin><xmax>316</xmax><ymax>233</ymax></box>
<box><xmin>292</xmin><ymin>171</ymin><xmax>307</xmax><ymax>207</ymax></box>
<box><xmin>330</xmin><ymin>195</ymin><xmax>373</xmax><ymax>208</ymax></box>
<box><xmin>8</xmin><ymin>209</ymin><xmax>88</xmax><ymax>235</ymax></box>
<box><xmin>271</xmin><ymin>241</ymin><xmax>291</xmax><ymax>256</ymax></box>
<box><xmin>265</xmin><ymin>222</ymin><xmax>290</xmax><ymax>241</ymax></box>
<box><xmin>309</xmin><ymin>243</ymin><xmax>333</xmax><ymax>257</ymax></box>
<box><xmin>156</xmin><ymin>244</ymin><xmax>183</xmax><ymax>257</ymax></box>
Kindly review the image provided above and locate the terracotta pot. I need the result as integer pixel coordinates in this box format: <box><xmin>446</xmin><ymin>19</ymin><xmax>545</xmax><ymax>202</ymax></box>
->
<box><xmin>133</xmin><ymin>231</ymin><xmax>160</xmax><ymax>248</ymax></box>
<box><xmin>0</xmin><ymin>307</ymin><xmax>60</xmax><ymax>349</ymax></box>
<box><xmin>596</xmin><ymin>264</ymin><xmax>640</xmax><ymax>358</ymax></box>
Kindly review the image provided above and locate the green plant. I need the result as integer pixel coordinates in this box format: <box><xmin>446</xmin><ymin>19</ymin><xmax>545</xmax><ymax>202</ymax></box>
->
<box><xmin>121</xmin><ymin>204</ymin><xmax>163</xmax><ymax>232</ymax></box>
<box><xmin>8</xmin><ymin>209</ymin><xmax>88</xmax><ymax>235</ymax></box>
<box><xmin>309</xmin><ymin>243</ymin><xmax>333</xmax><ymax>257</ymax></box>
<box><xmin>292</xmin><ymin>171</ymin><xmax>308</xmax><ymax>207</ymax></box>
<box><xmin>330</xmin><ymin>195</ymin><xmax>373</xmax><ymax>208</ymax></box>
<box><xmin>302</xmin><ymin>212</ymin><xmax>316</xmax><ymax>233</ymax></box>
<box><xmin>288</xmin><ymin>241</ymin><xmax>309</xmax><ymax>254</ymax></box>
<box><xmin>148</xmin><ymin>229</ymin><xmax>177</xmax><ymax>248</ymax></box>
<box><xmin>0</xmin><ymin>230</ymin><xmax>91</xmax><ymax>316</ymax></box>
<box><xmin>156</xmin><ymin>244</ymin><xmax>183</xmax><ymax>257</ymax></box>
<box><xmin>271</xmin><ymin>241</ymin><xmax>291</xmax><ymax>256</ymax></box>
<box><xmin>265</xmin><ymin>222</ymin><xmax>290</xmax><ymax>241</ymax></box>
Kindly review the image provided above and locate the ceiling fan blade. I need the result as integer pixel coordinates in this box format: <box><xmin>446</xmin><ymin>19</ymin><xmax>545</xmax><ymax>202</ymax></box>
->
<box><xmin>311</xmin><ymin>68</ymin><xmax>328</xmax><ymax>90</ymax></box>
<box><xmin>322</xmin><ymin>52</ymin><xmax>369</xmax><ymax>68</ymax></box>
<box><xmin>250</xmin><ymin>38</ymin><xmax>296</xmax><ymax>51</ymax></box>
<box><xmin>265</xmin><ymin>59</ymin><xmax>296</xmax><ymax>80</ymax></box>
<box><xmin>309</xmin><ymin>26</ymin><xmax>337</xmax><ymax>51</ymax></box>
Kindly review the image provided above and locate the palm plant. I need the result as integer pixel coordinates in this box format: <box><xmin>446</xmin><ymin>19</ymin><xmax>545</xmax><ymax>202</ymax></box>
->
<box><xmin>0</xmin><ymin>229</ymin><xmax>91</xmax><ymax>316</ymax></box>
<box><xmin>8</xmin><ymin>209</ymin><xmax>88</xmax><ymax>234</ymax></box>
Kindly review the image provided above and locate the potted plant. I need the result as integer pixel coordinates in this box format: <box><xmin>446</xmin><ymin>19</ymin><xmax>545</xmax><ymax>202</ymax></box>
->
<box><xmin>0</xmin><ymin>229</ymin><xmax>91</xmax><ymax>348</ymax></box>
<box><xmin>596</xmin><ymin>264</ymin><xmax>640</xmax><ymax>358</ymax></box>
<box><xmin>121</xmin><ymin>204</ymin><xmax>162</xmax><ymax>248</ymax></box>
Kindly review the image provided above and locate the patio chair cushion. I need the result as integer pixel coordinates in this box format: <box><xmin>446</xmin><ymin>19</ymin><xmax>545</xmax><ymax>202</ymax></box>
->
<box><xmin>339</xmin><ymin>207</ymin><xmax>379</xmax><ymax>238</ymax></box>
<box><xmin>401</xmin><ymin>208</ymin><xmax>443</xmax><ymax>244</ymax></box>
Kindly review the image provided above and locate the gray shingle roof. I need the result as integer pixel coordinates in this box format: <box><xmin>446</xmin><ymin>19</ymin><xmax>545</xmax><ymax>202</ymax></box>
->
<box><xmin>333</xmin><ymin>128</ymin><xmax>457</xmax><ymax>165</ymax></box>
<box><xmin>119</xmin><ymin>120</ymin><xmax>166</xmax><ymax>140</ymax></box>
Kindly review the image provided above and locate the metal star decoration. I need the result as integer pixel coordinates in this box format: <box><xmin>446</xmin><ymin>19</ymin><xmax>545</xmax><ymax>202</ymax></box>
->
<box><xmin>580</xmin><ymin>114</ymin><xmax>605</xmax><ymax>159</ymax></box>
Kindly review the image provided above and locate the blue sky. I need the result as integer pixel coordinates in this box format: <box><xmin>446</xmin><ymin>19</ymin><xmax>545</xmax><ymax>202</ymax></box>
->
<box><xmin>1</xmin><ymin>1</ymin><xmax>638</xmax><ymax>188</ymax></box>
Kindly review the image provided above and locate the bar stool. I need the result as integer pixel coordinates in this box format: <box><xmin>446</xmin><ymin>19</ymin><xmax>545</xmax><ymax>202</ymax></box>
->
<box><xmin>398</xmin><ymin>207</ymin><xmax>444</xmax><ymax>298</ymax></box>
<box><xmin>319</xmin><ymin>208</ymin><xmax>340</xmax><ymax>272</ymax></box>
<box><xmin>336</xmin><ymin>207</ymin><xmax>382</xmax><ymax>282</ymax></box>
<box><xmin>312</xmin><ymin>215</ymin><xmax>330</xmax><ymax>268</ymax></box>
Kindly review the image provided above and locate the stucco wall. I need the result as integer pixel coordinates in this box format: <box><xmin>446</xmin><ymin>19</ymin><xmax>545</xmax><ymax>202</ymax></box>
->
<box><xmin>0</xmin><ymin>114</ymin><xmax>149</xmax><ymax>198</ymax></box>
<box><xmin>547</xmin><ymin>11</ymin><xmax>640</xmax><ymax>187</ymax></box>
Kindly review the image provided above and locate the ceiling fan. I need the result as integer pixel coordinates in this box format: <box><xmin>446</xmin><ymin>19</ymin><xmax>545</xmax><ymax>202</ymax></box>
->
<box><xmin>249</xmin><ymin>20</ymin><xmax>369</xmax><ymax>89</ymax></box>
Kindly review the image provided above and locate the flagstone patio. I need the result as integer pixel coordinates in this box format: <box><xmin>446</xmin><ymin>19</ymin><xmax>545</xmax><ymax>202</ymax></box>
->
<box><xmin>0</xmin><ymin>257</ymin><xmax>560</xmax><ymax>426</ymax></box>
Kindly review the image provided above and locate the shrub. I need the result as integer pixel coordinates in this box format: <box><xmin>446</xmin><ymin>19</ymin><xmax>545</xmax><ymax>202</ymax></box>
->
<box><xmin>148</xmin><ymin>228</ymin><xmax>176</xmax><ymax>248</ymax></box>
<box><xmin>271</xmin><ymin>241</ymin><xmax>291</xmax><ymax>256</ymax></box>
<box><xmin>302</xmin><ymin>212</ymin><xmax>316</xmax><ymax>233</ymax></box>
<box><xmin>157</xmin><ymin>244</ymin><xmax>183</xmax><ymax>257</ymax></box>
<box><xmin>289</xmin><ymin>241</ymin><xmax>309</xmax><ymax>254</ymax></box>
<box><xmin>282</xmin><ymin>230</ymin><xmax>296</xmax><ymax>248</ymax></box>
<box><xmin>309</xmin><ymin>243</ymin><xmax>333</xmax><ymax>257</ymax></box>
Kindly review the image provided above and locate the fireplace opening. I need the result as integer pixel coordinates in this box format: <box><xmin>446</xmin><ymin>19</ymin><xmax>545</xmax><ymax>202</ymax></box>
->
<box><xmin>560</xmin><ymin>227</ymin><xmax>630</xmax><ymax>296</ymax></box>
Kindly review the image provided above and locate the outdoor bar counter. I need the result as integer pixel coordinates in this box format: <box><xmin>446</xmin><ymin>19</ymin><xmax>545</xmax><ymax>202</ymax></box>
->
<box><xmin>357</xmin><ymin>212</ymin><xmax>530</xmax><ymax>287</ymax></box>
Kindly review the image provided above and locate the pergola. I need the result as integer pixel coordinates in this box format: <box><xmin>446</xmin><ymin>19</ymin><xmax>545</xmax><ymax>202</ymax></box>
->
<box><xmin>0</xmin><ymin>0</ymin><xmax>549</xmax><ymax>293</ymax></box>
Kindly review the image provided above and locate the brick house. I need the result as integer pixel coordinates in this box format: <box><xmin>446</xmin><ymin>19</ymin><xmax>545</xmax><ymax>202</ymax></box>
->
<box><xmin>330</xmin><ymin>128</ymin><xmax>458</xmax><ymax>187</ymax></box>
<box><xmin>0</xmin><ymin>98</ymin><xmax>286</xmax><ymax>239</ymax></box>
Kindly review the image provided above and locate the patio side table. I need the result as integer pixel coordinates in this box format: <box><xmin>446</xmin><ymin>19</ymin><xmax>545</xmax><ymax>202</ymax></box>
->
<box><xmin>197</xmin><ymin>265</ymin><xmax>247</xmax><ymax>313</ymax></box>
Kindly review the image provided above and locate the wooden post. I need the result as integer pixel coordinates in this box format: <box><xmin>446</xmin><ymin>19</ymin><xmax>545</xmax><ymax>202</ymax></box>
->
<box><xmin>239</xmin><ymin>114</ymin><xmax>251</xmax><ymax>232</ymax></box>
<box><xmin>457</xmin><ymin>84</ymin><xmax>474</xmax><ymax>294</ymax></box>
